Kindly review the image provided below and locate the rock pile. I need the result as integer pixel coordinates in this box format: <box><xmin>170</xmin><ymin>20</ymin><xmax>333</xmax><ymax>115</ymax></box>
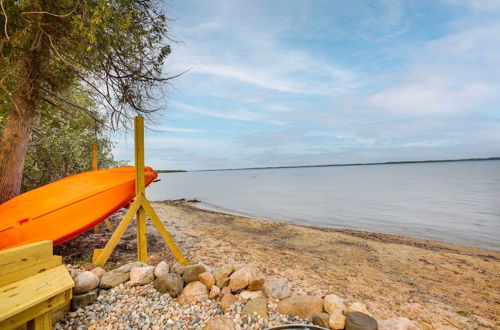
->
<box><xmin>63</xmin><ymin>262</ymin><xmax>419</xmax><ymax>330</ymax></box>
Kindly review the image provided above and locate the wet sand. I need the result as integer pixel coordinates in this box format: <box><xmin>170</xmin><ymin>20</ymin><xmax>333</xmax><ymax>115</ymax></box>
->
<box><xmin>57</xmin><ymin>200</ymin><xmax>500</xmax><ymax>329</ymax></box>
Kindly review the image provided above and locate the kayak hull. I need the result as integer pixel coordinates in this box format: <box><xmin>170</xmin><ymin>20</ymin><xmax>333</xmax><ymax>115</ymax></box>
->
<box><xmin>0</xmin><ymin>166</ymin><xmax>157</xmax><ymax>250</ymax></box>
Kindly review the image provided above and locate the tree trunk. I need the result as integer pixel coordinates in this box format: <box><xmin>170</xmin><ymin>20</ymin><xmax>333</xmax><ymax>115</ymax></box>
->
<box><xmin>0</xmin><ymin>98</ymin><xmax>36</xmax><ymax>203</ymax></box>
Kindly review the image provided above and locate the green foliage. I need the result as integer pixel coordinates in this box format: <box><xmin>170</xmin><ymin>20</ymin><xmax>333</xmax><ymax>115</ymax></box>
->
<box><xmin>457</xmin><ymin>311</ymin><xmax>469</xmax><ymax>317</ymax></box>
<box><xmin>21</xmin><ymin>90</ymin><xmax>125</xmax><ymax>192</ymax></box>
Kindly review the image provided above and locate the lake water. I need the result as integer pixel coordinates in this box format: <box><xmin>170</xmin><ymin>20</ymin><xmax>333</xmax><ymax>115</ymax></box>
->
<box><xmin>148</xmin><ymin>160</ymin><xmax>500</xmax><ymax>251</ymax></box>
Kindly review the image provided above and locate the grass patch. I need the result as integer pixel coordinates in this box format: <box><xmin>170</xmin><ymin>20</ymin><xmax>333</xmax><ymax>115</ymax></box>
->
<box><xmin>457</xmin><ymin>311</ymin><xmax>469</xmax><ymax>317</ymax></box>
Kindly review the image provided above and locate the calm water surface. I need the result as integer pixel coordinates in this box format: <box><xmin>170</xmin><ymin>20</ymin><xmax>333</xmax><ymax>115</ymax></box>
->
<box><xmin>148</xmin><ymin>160</ymin><xmax>500</xmax><ymax>250</ymax></box>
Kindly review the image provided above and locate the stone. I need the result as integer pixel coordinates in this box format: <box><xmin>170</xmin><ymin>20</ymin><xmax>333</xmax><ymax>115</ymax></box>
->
<box><xmin>153</xmin><ymin>272</ymin><xmax>183</xmax><ymax>297</ymax></box>
<box><xmin>276</xmin><ymin>295</ymin><xmax>324</xmax><ymax>319</ymax></box>
<box><xmin>220</xmin><ymin>292</ymin><xmax>238</xmax><ymax>312</ymax></box>
<box><xmin>221</xmin><ymin>286</ymin><xmax>231</xmax><ymax>297</ymax></box>
<box><xmin>68</xmin><ymin>268</ymin><xmax>80</xmax><ymax>281</ymax></box>
<box><xmin>324</xmin><ymin>294</ymin><xmax>346</xmax><ymax>314</ymax></box>
<box><xmin>345</xmin><ymin>312</ymin><xmax>377</xmax><ymax>330</ymax></box>
<box><xmin>262</xmin><ymin>277</ymin><xmax>291</xmax><ymax>300</ymax></box>
<box><xmin>203</xmin><ymin>316</ymin><xmax>235</xmax><ymax>330</ymax></box>
<box><xmin>51</xmin><ymin>302</ymin><xmax>70</xmax><ymax>324</ymax></box>
<box><xmin>312</xmin><ymin>313</ymin><xmax>330</xmax><ymax>328</ymax></box>
<box><xmin>248</xmin><ymin>278</ymin><xmax>265</xmax><ymax>291</ymax></box>
<box><xmin>241</xmin><ymin>297</ymin><xmax>268</xmax><ymax>319</ymax></box>
<box><xmin>182</xmin><ymin>264</ymin><xmax>206</xmax><ymax>284</ymax></box>
<box><xmin>177</xmin><ymin>281</ymin><xmax>209</xmax><ymax>304</ymax></box>
<box><xmin>214</xmin><ymin>265</ymin><xmax>234</xmax><ymax>288</ymax></box>
<box><xmin>199</xmin><ymin>271</ymin><xmax>216</xmax><ymax>289</ymax></box>
<box><xmin>171</xmin><ymin>262</ymin><xmax>185</xmax><ymax>275</ymax></box>
<box><xmin>90</xmin><ymin>267</ymin><xmax>105</xmax><ymax>279</ymax></box>
<box><xmin>228</xmin><ymin>267</ymin><xmax>258</xmax><ymax>291</ymax></box>
<box><xmin>71</xmin><ymin>289</ymin><xmax>98</xmax><ymax>310</ymax></box>
<box><xmin>345</xmin><ymin>302</ymin><xmax>370</xmax><ymax>315</ymax></box>
<box><xmin>378</xmin><ymin>317</ymin><xmax>419</xmax><ymax>330</ymax></box>
<box><xmin>154</xmin><ymin>261</ymin><xmax>169</xmax><ymax>277</ymax></box>
<box><xmin>209</xmin><ymin>285</ymin><xmax>221</xmax><ymax>299</ymax></box>
<box><xmin>130</xmin><ymin>266</ymin><xmax>155</xmax><ymax>286</ymax></box>
<box><xmin>329</xmin><ymin>312</ymin><xmax>347</xmax><ymax>330</ymax></box>
<box><xmin>73</xmin><ymin>271</ymin><xmax>100</xmax><ymax>294</ymax></box>
<box><xmin>99</xmin><ymin>262</ymin><xmax>144</xmax><ymax>289</ymax></box>
<box><xmin>239</xmin><ymin>290</ymin><xmax>264</xmax><ymax>300</ymax></box>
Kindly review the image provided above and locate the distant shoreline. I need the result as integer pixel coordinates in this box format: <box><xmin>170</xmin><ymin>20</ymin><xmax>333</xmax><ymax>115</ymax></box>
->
<box><xmin>187</xmin><ymin>156</ymin><xmax>500</xmax><ymax>172</ymax></box>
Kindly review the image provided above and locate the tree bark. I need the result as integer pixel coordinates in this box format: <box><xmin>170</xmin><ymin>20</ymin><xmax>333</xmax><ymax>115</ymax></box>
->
<box><xmin>0</xmin><ymin>97</ymin><xmax>36</xmax><ymax>203</ymax></box>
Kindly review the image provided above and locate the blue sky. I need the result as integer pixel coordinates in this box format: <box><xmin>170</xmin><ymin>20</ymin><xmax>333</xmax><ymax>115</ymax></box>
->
<box><xmin>113</xmin><ymin>0</ymin><xmax>500</xmax><ymax>170</ymax></box>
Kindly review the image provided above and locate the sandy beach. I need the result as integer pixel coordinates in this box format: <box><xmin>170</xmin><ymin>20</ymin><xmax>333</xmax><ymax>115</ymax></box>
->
<box><xmin>57</xmin><ymin>200</ymin><xmax>500</xmax><ymax>329</ymax></box>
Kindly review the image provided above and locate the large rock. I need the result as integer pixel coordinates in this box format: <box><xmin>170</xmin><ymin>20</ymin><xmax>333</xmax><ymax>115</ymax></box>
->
<box><xmin>171</xmin><ymin>262</ymin><xmax>185</xmax><ymax>275</ymax></box>
<box><xmin>90</xmin><ymin>267</ymin><xmax>105</xmax><ymax>279</ymax></box>
<box><xmin>262</xmin><ymin>277</ymin><xmax>291</xmax><ymax>300</ymax></box>
<box><xmin>248</xmin><ymin>278</ymin><xmax>265</xmax><ymax>291</ymax></box>
<box><xmin>214</xmin><ymin>265</ymin><xmax>234</xmax><ymax>288</ymax></box>
<box><xmin>329</xmin><ymin>312</ymin><xmax>347</xmax><ymax>330</ymax></box>
<box><xmin>154</xmin><ymin>272</ymin><xmax>183</xmax><ymax>297</ymax></box>
<box><xmin>73</xmin><ymin>271</ymin><xmax>99</xmax><ymax>294</ymax></box>
<box><xmin>220</xmin><ymin>292</ymin><xmax>238</xmax><ymax>312</ymax></box>
<box><xmin>209</xmin><ymin>285</ymin><xmax>221</xmax><ymax>299</ymax></box>
<box><xmin>276</xmin><ymin>295</ymin><xmax>324</xmax><ymax>319</ymax></box>
<box><xmin>99</xmin><ymin>262</ymin><xmax>144</xmax><ymax>289</ymax></box>
<box><xmin>241</xmin><ymin>297</ymin><xmax>268</xmax><ymax>319</ymax></box>
<box><xmin>378</xmin><ymin>317</ymin><xmax>419</xmax><ymax>330</ymax></box>
<box><xmin>154</xmin><ymin>261</ymin><xmax>170</xmax><ymax>277</ymax></box>
<box><xmin>182</xmin><ymin>264</ymin><xmax>207</xmax><ymax>284</ymax></box>
<box><xmin>345</xmin><ymin>312</ymin><xmax>377</xmax><ymax>330</ymax></box>
<box><xmin>203</xmin><ymin>316</ymin><xmax>235</xmax><ymax>330</ymax></box>
<box><xmin>199</xmin><ymin>271</ymin><xmax>215</xmax><ymax>289</ymax></box>
<box><xmin>312</xmin><ymin>313</ymin><xmax>330</xmax><ymax>328</ymax></box>
<box><xmin>130</xmin><ymin>265</ymin><xmax>155</xmax><ymax>286</ymax></box>
<box><xmin>239</xmin><ymin>290</ymin><xmax>264</xmax><ymax>301</ymax></box>
<box><xmin>71</xmin><ymin>289</ymin><xmax>98</xmax><ymax>310</ymax></box>
<box><xmin>324</xmin><ymin>294</ymin><xmax>346</xmax><ymax>314</ymax></box>
<box><xmin>344</xmin><ymin>302</ymin><xmax>370</xmax><ymax>315</ymax></box>
<box><xmin>228</xmin><ymin>267</ymin><xmax>258</xmax><ymax>291</ymax></box>
<box><xmin>177</xmin><ymin>281</ymin><xmax>209</xmax><ymax>304</ymax></box>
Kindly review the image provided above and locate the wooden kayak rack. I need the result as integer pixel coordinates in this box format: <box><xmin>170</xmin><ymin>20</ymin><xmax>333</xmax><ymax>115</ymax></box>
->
<box><xmin>92</xmin><ymin>116</ymin><xmax>189</xmax><ymax>267</ymax></box>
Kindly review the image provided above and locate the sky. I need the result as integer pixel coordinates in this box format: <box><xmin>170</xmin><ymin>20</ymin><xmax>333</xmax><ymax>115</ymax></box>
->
<box><xmin>112</xmin><ymin>0</ymin><xmax>500</xmax><ymax>170</ymax></box>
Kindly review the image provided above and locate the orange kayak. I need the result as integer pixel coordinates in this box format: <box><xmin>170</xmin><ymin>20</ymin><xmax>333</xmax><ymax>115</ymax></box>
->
<box><xmin>0</xmin><ymin>166</ymin><xmax>158</xmax><ymax>250</ymax></box>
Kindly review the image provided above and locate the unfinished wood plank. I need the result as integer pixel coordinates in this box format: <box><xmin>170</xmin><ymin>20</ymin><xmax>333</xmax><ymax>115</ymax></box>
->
<box><xmin>0</xmin><ymin>256</ymin><xmax>61</xmax><ymax>287</ymax></box>
<box><xmin>27</xmin><ymin>312</ymin><xmax>51</xmax><ymax>330</ymax></box>
<box><xmin>0</xmin><ymin>241</ymin><xmax>53</xmax><ymax>283</ymax></box>
<box><xmin>0</xmin><ymin>266</ymin><xmax>74</xmax><ymax>322</ymax></box>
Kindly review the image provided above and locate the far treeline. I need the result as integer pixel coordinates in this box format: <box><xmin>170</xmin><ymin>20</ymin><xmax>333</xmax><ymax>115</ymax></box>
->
<box><xmin>0</xmin><ymin>0</ymin><xmax>175</xmax><ymax>203</ymax></box>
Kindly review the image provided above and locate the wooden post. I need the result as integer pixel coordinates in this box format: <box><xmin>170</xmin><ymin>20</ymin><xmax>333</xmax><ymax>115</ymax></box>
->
<box><xmin>93</xmin><ymin>116</ymin><xmax>188</xmax><ymax>267</ymax></box>
<box><xmin>134</xmin><ymin>116</ymin><xmax>148</xmax><ymax>263</ymax></box>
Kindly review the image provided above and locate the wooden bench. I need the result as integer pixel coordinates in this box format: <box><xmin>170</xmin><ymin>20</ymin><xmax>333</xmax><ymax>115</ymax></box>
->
<box><xmin>0</xmin><ymin>241</ymin><xmax>74</xmax><ymax>329</ymax></box>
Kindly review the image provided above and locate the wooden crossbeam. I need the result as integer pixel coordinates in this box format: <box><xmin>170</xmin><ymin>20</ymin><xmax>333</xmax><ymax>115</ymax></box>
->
<box><xmin>92</xmin><ymin>116</ymin><xmax>188</xmax><ymax>267</ymax></box>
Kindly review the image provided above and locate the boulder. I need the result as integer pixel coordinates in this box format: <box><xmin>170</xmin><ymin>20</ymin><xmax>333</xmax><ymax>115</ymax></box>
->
<box><xmin>99</xmin><ymin>262</ymin><xmax>144</xmax><ymax>289</ymax></box>
<box><xmin>203</xmin><ymin>316</ymin><xmax>235</xmax><ymax>330</ymax></box>
<box><xmin>90</xmin><ymin>267</ymin><xmax>105</xmax><ymax>279</ymax></box>
<box><xmin>344</xmin><ymin>302</ymin><xmax>369</xmax><ymax>315</ymax></box>
<box><xmin>199</xmin><ymin>271</ymin><xmax>216</xmax><ymax>289</ymax></box>
<box><xmin>130</xmin><ymin>266</ymin><xmax>155</xmax><ymax>286</ymax></box>
<box><xmin>73</xmin><ymin>271</ymin><xmax>99</xmax><ymax>294</ymax></box>
<box><xmin>276</xmin><ymin>295</ymin><xmax>324</xmax><ymax>319</ymax></box>
<box><xmin>214</xmin><ymin>265</ymin><xmax>234</xmax><ymax>288</ymax></box>
<box><xmin>329</xmin><ymin>312</ymin><xmax>347</xmax><ymax>330</ymax></box>
<box><xmin>71</xmin><ymin>289</ymin><xmax>98</xmax><ymax>310</ymax></box>
<box><xmin>345</xmin><ymin>312</ymin><xmax>377</xmax><ymax>330</ymax></box>
<box><xmin>220</xmin><ymin>292</ymin><xmax>238</xmax><ymax>312</ymax></box>
<box><xmin>239</xmin><ymin>290</ymin><xmax>264</xmax><ymax>301</ymax></box>
<box><xmin>182</xmin><ymin>264</ymin><xmax>206</xmax><ymax>284</ymax></box>
<box><xmin>221</xmin><ymin>287</ymin><xmax>231</xmax><ymax>297</ymax></box>
<box><xmin>209</xmin><ymin>285</ymin><xmax>221</xmax><ymax>299</ymax></box>
<box><xmin>241</xmin><ymin>297</ymin><xmax>268</xmax><ymax>319</ymax></box>
<box><xmin>378</xmin><ymin>317</ymin><xmax>419</xmax><ymax>330</ymax></box>
<box><xmin>228</xmin><ymin>267</ymin><xmax>258</xmax><ymax>291</ymax></box>
<box><xmin>312</xmin><ymin>313</ymin><xmax>330</xmax><ymax>328</ymax></box>
<box><xmin>153</xmin><ymin>272</ymin><xmax>183</xmax><ymax>297</ymax></box>
<box><xmin>324</xmin><ymin>294</ymin><xmax>346</xmax><ymax>314</ymax></box>
<box><xmin>154</xmin><ymin>261</ymin><xmax>169</xmax><ymax>277</ymax></box>
<box><xmin>171</xmin><ymin>262</ymin><xmax>185</xmax><ymax>275</ymax></box>
<box><xmin>248</xmin><ymin>278</ymin><xmax>265</xmax><ymax>291</ymax></box>
<box><xmin>262</xmin><ymin>277</ymin><xmax>291</xmax><ymax>300</ymax></box>
<box><xmin>177</xmin><ymin>281</ymin><xmax>209</xmax><ymax>304</ymax></box>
